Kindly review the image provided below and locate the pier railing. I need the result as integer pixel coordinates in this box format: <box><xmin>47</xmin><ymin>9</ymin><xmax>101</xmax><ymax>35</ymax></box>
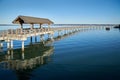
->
<box><xmin>0</xmin><ymin>28</ymin><xmax>54</xmax><ymax>41</ymax></box>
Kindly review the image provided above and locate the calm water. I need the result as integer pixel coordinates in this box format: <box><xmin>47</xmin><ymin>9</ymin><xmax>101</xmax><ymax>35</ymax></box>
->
<box><xmin>0</xmin><ymin>27</ymin><xmax>120</xmax><ymax>80</ymax></box>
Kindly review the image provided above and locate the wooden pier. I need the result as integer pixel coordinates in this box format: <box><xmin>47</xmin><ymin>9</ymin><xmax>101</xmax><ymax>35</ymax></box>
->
<box><xmin>0</xmin><ymin>16</ymin><xmax>114</xmax><ymax>52</ymax></box>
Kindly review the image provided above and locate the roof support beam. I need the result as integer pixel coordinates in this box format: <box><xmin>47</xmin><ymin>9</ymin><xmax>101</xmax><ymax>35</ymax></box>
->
<box><xmin>20</xmin><ymin>23</ymin><xmax>23</xmax><ymax>29</ymax></box>
<box><xmin>40</xmin><ymin>24</ymin><xmax>42</xmax><ymax>29</ymax></box>
<box><xmin>30</xmin><ymin>24</ymin><xmax>34</xmax><ymax>29</ymax></box>
<box><xmin>48</xmin><ymin>24</ymin><xmax>50</xmax><ymax>28</ymax></box>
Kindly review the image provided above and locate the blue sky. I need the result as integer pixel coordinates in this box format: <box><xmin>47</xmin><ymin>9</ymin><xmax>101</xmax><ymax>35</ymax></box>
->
<box><xmin>0</xmin><ymin>0</ymin><xmax>120</xmax><ymax>24</ymax></box>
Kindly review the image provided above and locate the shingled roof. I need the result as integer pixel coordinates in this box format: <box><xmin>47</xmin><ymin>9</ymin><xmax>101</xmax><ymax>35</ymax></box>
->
<box><xmin>12</xmin><ymin>15</ymin><xmax>54</xmax><ymax>24</ymax></box>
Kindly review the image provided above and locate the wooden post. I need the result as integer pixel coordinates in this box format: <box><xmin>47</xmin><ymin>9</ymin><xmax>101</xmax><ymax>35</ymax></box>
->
<box><xmin>40</xmin><ymin>35</ymin><xmax>44</xmax><ymax>42</ymax></box>
<box><xmin>20</xmin><ymin>23</ymin><xmax>23</xmax><ymax>29</ymax></box>
<box><xmin>11</xmin><ymin>40</ymin><xmax>13</xmax><ymax>49</ymax></box>
<box><xmin>11</xmin><ymin>49</ymin><xmax>13</xmax><ymax>59</ymax></box>
<box><xmin>31</xmin><ymin>24</ymin><xmax>34</xmax><ymax>30</ymax></box>
<box><xmin>7</xmin><ymin>40</ymin><xmax>10</xmax><ymax>49</ymax></box>
<box><xmin>22</xmin><ymin>40</ymin><xmax>24</xmax><ymax>52</ymax></box>
<box><xmin>35</xmin><ymin>36</ymin><xmax>37</xmax><ymax>42</ymax></box>
<box><xmin>0</xmin><ymin>42</ymin><xmax>3</xmax><ymax>48</ymax></box>
<box><xmin>40</xmin><ymin>24</ymin><xmax>42</xmax><ymax>29</ymax></box>
<box><xmin>20</xmin><ymin>23</ymin><xmax>23</xmax><ymax>34</ymax></box>
<box><xmin>22</xmin><ymin>51</ymin><xmax>24</xmax><ymax>59</ymax></box>
<box><xmin>7</xmin><ymin>49</ymin><xmax>10</xmax><ymax>60</ymax></box>
<box><xmin>48</xmin><ymin>24</ymin><xmax>50</xmax><ymax>29</ymax></box>
<box><xmin>30</xmin><ymin>36</ymin><xmax>32</xmax><ymax>43</ymax></box>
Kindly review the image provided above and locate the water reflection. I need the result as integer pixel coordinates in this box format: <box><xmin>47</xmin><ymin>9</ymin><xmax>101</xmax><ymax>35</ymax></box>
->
<box><xmin>0</xmin><ymin>42</ymin><xmax>54</xmax><ymax>69</ymax></box>
<box><xmin>0</xmin><ymin>41</ymin><xmax>54</xmax><ymax>80</ymax></box>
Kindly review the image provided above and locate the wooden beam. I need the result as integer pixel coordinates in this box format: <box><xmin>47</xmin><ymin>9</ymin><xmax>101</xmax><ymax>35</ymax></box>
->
<box><xmin>20</xmin><ymin>23</ymin><xmax>23</xmax><ymax>29</ymax></box>
<box><xmin>30</xmin><ymin>24</ymin><xmax>34</xmax><ymax>29</ymax></box>
<box><xmin>40</xmin><ymin>24</ymin><xmax>42</xmax><ymax>29</ymax></box>
<box><xmin>48</xmin><ymin>24</ymin><xmax>50</xmax><ymax>28</ymax></box>
<box><xmin>11</xmin><ymin>40</ymin><xmax>13</xmax><ymax>49</ymax></box>
<box><xmin>22</xmin><ymin>40</ymin><xmax>24</xmax><ymax>52</ymax></box>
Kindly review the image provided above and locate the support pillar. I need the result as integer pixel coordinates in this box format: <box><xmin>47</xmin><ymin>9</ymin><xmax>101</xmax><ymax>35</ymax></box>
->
<box><xmin>20</xmin><ymin>23</ymin><xmax>23</xmax><ymax>29</ymax></box>
<box><xmin>7</xmin><ymin>49</ymin><xmax>10</xmax><ymax>60</ymax></box>
<box><xmin>39</xmin><ymin>24</ymin><xmax>42</xmax><ymax>29</ymax></box>
<box><xmin>7</xmin><ymin>40</ymin><xmax>10</xmax><ymax>49</ymax></box>
<box><xmin>20</xmin><ymin>23</ymin><xmax>23</xmax><ymax>34</ymax></box>
<box><xmin>21</xmin><ymin>40</ymin><xmax>25</xmax><ymax>59</ymax></box>
<box><xmin>48</xmin><ymin>24</ymin><xmax>50</xmax><ymax>29</ymax></box>
<box><xmin>40</xmin><ymin>35</ymin><xmax>45</xmax><ymax>44</ymax></box>
<box><xmin>11</xmin><ymin>49</ymin><xmax>13</xmax><ymax>59</ymax></box>
<box><xmin>0</xmin><ymin>42</ymin><xmax>3</xmax><ymax>53</ymax></box>
<box><xmin>30</xmin><ymin>36</ymin><xmax>32</xmax><ymax>43</ymax></box>
<box><xmin>30</xmin><ymin>24</ymin><xmax>34</xmax><ymax>30</ymax></box>
<box><xmin>11</xmin><ymin>40</ymin><xmax>13</xmax><ymax>49</ymax></box>
<box><xmin>0</xmin><ymin>42</ymin><xmax>3</xmax><ymax>48</ymax></box>
<box><xmin>22</xmin><ymin>51</ymin><xmax>24</xmax><ymax>59</ymax></box>
<box><xmin>22</xmin><ymin>40</ymin><xmax>24</xmax><ymax>52</ymax></box>
<box><xmin>40</xmin><ymin>35</ymin><xmax>44</xmax><ymax>42</ymax></box>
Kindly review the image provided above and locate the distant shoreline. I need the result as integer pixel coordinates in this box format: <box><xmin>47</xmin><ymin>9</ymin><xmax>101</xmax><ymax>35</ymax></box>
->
<box><xmin>0</xmin><ymin>24</ymin><xmax>18</xmax><ymax>26</ymax></box>
<box><xmin>0</xmin><ymin>24</ymin><xmax>118</xmax><ymax>26</ymax></box>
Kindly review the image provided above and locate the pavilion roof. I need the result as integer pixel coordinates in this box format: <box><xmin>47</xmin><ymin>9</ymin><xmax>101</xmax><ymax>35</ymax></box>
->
<box><xmin>12</xmin><ymin>15</ymin><xmax>54</xmax><ymax>24</ymax></box>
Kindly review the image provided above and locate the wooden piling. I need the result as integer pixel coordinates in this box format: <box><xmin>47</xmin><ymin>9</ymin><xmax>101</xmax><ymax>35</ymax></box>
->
<box><xmin>11</xmin><ymin>40</ymin><xmax>13</xmax><ymax>49</ymax></box>
<box><xmin>22</xmin><ymin>40</ymin><xmax>24</xmax><ymax>52</ymax></box>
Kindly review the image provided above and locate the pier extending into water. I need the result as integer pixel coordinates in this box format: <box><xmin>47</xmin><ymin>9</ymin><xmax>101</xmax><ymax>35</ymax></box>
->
<box><xmin>0</xmin><ymin>16</ymin><xmax>114</xmax><ymax>52</ymax></box>
<box><xmin>0</xmin><ymin>26</ymin><xmax>113</xmax><ymax>51</ymax></box>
